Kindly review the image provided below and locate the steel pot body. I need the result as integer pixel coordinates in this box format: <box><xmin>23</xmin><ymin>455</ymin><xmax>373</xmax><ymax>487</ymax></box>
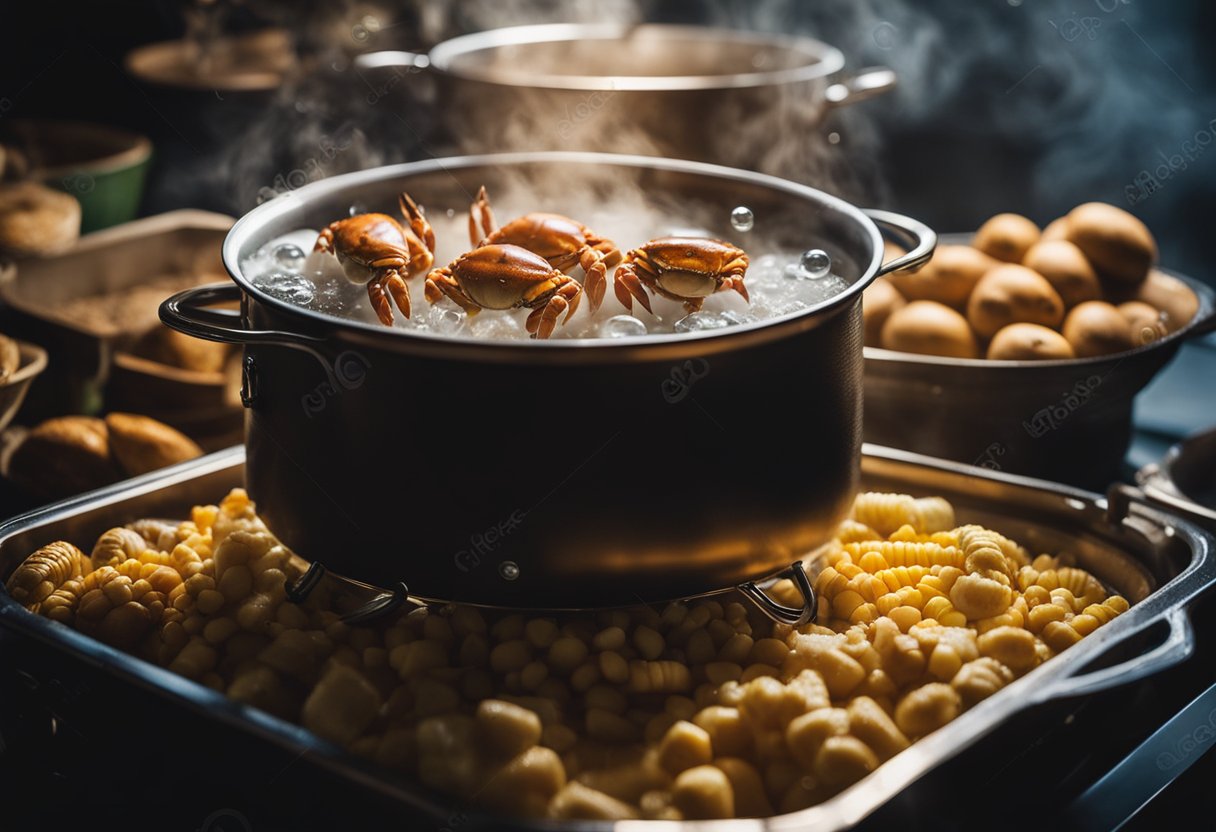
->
<box><xmin>864</xmin><ymin>234</ymin><xmax>1216</xmax><ymax>491</ymax></box>
<box><xmin>160</xmin><ymin>152</ymin><xmax>933</xmax><ymax>607</ymax></box>
<box><xmin>355</xmin><ymin>24</ymin><xmax>895</xmax><ymax>177</ymax></box>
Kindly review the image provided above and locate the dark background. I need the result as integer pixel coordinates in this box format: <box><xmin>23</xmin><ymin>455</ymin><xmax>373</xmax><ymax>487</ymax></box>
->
<box><xmin>1</xmin><ymin>0</ymin><xmax>1214</xmax><ymax>284</ymax></box>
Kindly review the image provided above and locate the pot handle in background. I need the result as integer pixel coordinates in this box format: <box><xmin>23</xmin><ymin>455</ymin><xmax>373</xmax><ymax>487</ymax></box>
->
<box><xmin>865</xmin><ymin>209</ymin><xmax>937</xmax><ymax>275</ymax></box>
<box><xmin>825</xmin><ymin>67</ymin><xmax>898</xmax><ymax>107</ymax></box>
<box><xmin>353</xmin><ymin>50</ymin><xmax>432</xmax><ymax>72</ymax></box>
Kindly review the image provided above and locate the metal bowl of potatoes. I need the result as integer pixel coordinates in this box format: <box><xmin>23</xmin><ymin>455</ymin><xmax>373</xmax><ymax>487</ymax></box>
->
<box><xmin>863</xmin><ymin>205</ymin><xmax>1216</xmax><ymax>489</ymax></box>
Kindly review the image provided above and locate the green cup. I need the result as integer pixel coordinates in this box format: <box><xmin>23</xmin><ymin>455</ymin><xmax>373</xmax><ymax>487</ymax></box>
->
<box><xmin>4</xmin><ymin>120</ymin><xmax>153</xmax><ymax>233</ymax></box>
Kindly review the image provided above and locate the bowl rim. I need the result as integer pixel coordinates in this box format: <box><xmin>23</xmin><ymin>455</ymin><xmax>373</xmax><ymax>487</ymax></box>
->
<box><xmin>426</xmin><ymin>23</ymin><xmax>847</xmax><ymax>92</ymax></box>
<box><xmin>123</xmin><ymin>28</ymin><xmax>293</xmax><ymax>93</ymax></box>
<box><xmin>2</xmin><ymin>118</ymin><xmax>152</xmax><ymax>178</ymax></box>
<box><xmin>864</xmin><ymin>232</ymin><xmax>1215</xmax><ymax>370</ymax></box>
<box><xmin>223</xmin><ymin>150</ymin><xmax>889</xmax><ymax>358</ymax></box>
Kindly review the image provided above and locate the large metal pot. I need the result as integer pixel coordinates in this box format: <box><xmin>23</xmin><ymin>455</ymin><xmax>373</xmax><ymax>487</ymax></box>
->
<box><xmin>355</xmin><ymin>24</ymin><xmax>895</xmax><ymax>178</ymax></box>
<box><xmin>864</xmin><ymin>234</ymin><xmax>1216</xmax><ymax>490</ymax></box>
<box><xmin>159</xmin><ymin>152</ymin><xmax>932</xmax><ymax>609</ymax></box>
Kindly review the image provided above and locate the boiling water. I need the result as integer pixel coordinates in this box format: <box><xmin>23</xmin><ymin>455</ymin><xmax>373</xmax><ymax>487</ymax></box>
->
<box><xmin>240</xmin><ymin>214</ymin><xmax>852</xmax><ymax>340</ymax></box>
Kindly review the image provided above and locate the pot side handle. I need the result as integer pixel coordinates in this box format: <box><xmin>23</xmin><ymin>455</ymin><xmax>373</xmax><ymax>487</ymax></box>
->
<box><xmin>1028</xmin><ymin>605</ymin><xmax>1194</xmax><ymax>704</ymax></box>
<box><xmin>865</xmin><ymin>209</ymin><xmax>937</xmax><ymax>275</ymax></box>
<box><xmin>159</xmin><ymin>283</ymin><xmax>325</xmax><ymax>350</ymax></box>
<box><xmin>353</xmin><ymin>50</ymin><xmax>432</xmax><ymax>71</ymax></box>
<box><xmin>825</xmin><ymin>67</ymin><xmax>897</xmax><ymax>107</ymax></box>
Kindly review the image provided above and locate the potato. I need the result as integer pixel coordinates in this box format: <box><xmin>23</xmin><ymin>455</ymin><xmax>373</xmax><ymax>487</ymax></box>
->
<box><xmin>1041</xmin><ymin>217</ymin><xmax>1069</xmax><ymax>242</ymax></box>
<box><xmin>1117</xmin><ymin>301</ymin><xmax>1168</xmax><ymax>346</ymax></box>
<box><xmin>1062</xmin><ymin>301</ymin><xmax>1135</xmax><ymax>358</ymax></box>
<box><xmin>132</xmin><ymin>326</ymin><xmax>231</xmax><ymax>374</ymax></box>
<box><xmin>1064</xmin><ymin>202</ymin><xmax>1155</xmax><ymax>285</ymax></box>
<box><xmin>6</xmin><ymin>416</ymin><xmax>121</xmax><ymax>499</ymax></box>
<box><xmin>966</xmin><ymin>265</ymin><xmax>1065</xmax><ymax>339</ymax></box>
<box><xmin>986</xmin><ymin>323</ymin><xmax>1075</xmax><ymax>361</ymax></box>
<box><xmin>1021</xmin><ymin>240</ymin><xmax>1101</xmax><ymax>309</ymax></box>
<box><xmin>0</xmin><ymin>182</ymin><xmax>81</xmax><ymax>257</ymax></box>
<box><xmin>1105</xmin><ymin>269</ymin><xmax>1198</xmax><ymax>333</ymax></box>
<box><xmin>881</xmin><ymin>301</ymin><xmax>979</xmax><ymax>359</ymax></box>
<box><xmin>862</xmin><ymin>278</ymin><xmax>906</xmax><ymax>347</ymax></box>
<box><xmin>886</xmin><ymin>245</ymin><xmax>995</xmax><ymax>309</ymax></box>
<box><xmin>105</xmin><ymin>412</ymin><xmax>204</xmax><ymax>477</ymax></box>
<box><xmin>973</xmin><ymin>214</ymin><xmax>1040</xmax><ymax>263</ymax></box>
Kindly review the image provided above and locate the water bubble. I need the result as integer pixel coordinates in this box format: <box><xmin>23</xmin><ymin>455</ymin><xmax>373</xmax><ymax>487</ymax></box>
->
<box><xmin>827</xmin><ymin>132</ymin><xmax>841</xmax><ymax>145</ymax></box>
<box><xmin>773</xmin><ymin>299</ymin><xmax>809</xmax><ymax>316</ymax></box>
<box><xmin>499</xmin><ymin>561</ymin><xmax>520</xmax><ymax>581</ymax></box>
<box><xmin>599</xmin><ymin>315</ymin><xmax>649</xmax><ymax>338</ymax></box>
<box><xmin>798</xmin><ymin>249</ymin><xmax>832</xmax><ymax>279</ymax></box>
<box><xmin>468</xmin><ymin>312</ymin><xmax>524</xmax><ymax>339</ymax></box>
<box><xmin>428</xmin><ymin>305</ymin><xmax>466</xmax><ymax>335</ymax></box>
<box><xmin>445</xmin><ymin>208</ymin><xmax>455</xmax><ymax>218</ymax></box>
<box><xmin>254</xmin><ymin>272</ymin><xmax>316</xmax><ymax>306</ymax></box>
<box><xmin>348</xmin><ymin>203</ymin><xmax>366</xmax><ymax>217</ymax></box>
<box><xmin>674</xmin><ymin>312</ymin><xmax>733</xmax><ymax>333</ymax></box>
<box><xmin>272</xmin><ymin>243</ymin><xmax>307</xmax><ymax>272</ymax></box>
<box><xmin>730</xmin><ymin>206</ymin><xmax>755</xmax><ymax>232</ymax></box>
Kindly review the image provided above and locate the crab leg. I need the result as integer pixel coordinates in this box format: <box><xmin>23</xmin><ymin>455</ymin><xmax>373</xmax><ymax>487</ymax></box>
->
<box><xmin>314</xmin><ymin>225</ymin><xmax>335</xmax><ymax>254</ymax></box>
<box><xmin>526</xmin><ymin>280</ymin><xmax>582</xmax><ymax>340</ymax></box>
<box><xmin>578</xmin><ymin>246</ymin><xmax>610</xmax><ymax>314</ymax></box>
<box><xmin>718</xmin><ymin>276</ymin><xmax>750</xmax><ymax>303</ymax></box>
<box><xmin>366</xmin><ymin>276</ymin><xmax>395</xmax><ymax>326</ymax></box>
<box><xmin>613</xmin><ymin>264</ymin><xmax>653</xmax><ymax>314</ymax></box>
<box><xmin>467</xmin><ymin>185</ymin><xmax>497</xmax><ymax>248</ymax></box>
<box><xmin>425</xmin><ymin>268</ymin><xmax>483</xmax><ymax>316</ymax></box>
<box><xmin>384</xmin><ymin>271</ymin><xmax>412</xmax><ymax>319</ymax></box>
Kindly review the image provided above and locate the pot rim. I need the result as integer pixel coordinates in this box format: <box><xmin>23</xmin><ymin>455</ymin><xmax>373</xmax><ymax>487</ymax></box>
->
<box><xmin>424</xmin><ymin>22</ymin><xmax>847</xmax><ymax>92</ymax></box>
<box><xmin>865</xmin><ymin>233</ymin><xmax>1215</xmax><ymax>371</ymax></box>
<box><xmin>223</xmin><ymin>151</ymin><xmax>889</xmax><ymax>359</ymax></box>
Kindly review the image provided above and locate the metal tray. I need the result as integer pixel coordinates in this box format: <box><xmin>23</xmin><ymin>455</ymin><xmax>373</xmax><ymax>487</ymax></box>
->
<box><xmin>0</xmin><ymin>445</ymin><xmax>1212</xmax><ymax>830</ymax></box>
<box><xmin>0</xmin><ymin>209</ymin><xmax>235</xmax><ymax>421</ymax></box>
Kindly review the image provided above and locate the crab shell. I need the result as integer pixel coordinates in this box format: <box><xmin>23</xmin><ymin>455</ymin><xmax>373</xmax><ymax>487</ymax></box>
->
<box><xmin>483</xmin><ymin>213</ymin><xmax>612</xmax><ymax>266</ymax></box>
<box><xmin>325</xmin><ymin>214</ymin><xmax>414</xmax><ymax>285</ymax></box>
<box><xmin>631</xmin><ymin>237</ymin><xmax>747</xmax><ymax>297</ymax></box>
<box><xmin>447</xmin><ymin>244</ymin><xmax>569</xmax><ymax>309</ymax></box>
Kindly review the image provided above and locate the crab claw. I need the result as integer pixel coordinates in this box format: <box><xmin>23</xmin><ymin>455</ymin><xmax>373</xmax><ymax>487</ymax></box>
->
<box><xmin>314</xmin><ymin>225</ymin><xmax>335</xmax><ymax>254</ymax></box>
<box><xmin>721</xmin><ymin>276</ymin><xmax>749</xmax><ymax>303</ymax></box>
<box><xmin>613</xmin><ymin>266</ymin><xmax>653</xmax><ymax>314</ymax></box>
<box><xmin>399</xmin><ymin>192</ymin><xmax>436</xmax><ymax>257</ymax></box>
<box><xmin>468</xmin><ymin>185</ymin><xmax>497</xmax><ymax>248</ymax></box>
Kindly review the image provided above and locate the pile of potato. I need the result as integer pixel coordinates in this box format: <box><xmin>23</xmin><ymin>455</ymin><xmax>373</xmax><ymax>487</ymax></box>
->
<box><xmin>865</xmin><ymin>202</ymin><xmax>1198</xmax><ymax>360</ymax></box>
<box><xmin>5</xmin><ymin>488</ymin><xmax>1130</xmax><ymax>821</ymax></box>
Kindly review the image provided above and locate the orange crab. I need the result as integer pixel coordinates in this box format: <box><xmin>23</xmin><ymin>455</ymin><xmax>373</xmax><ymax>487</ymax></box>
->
<box><xmin>314</xmin><ymin>193</ymin><xmax>435</xmax><ymax>326</ymax></box>
<box><xmin>613</xmin><ymin>237</ymin><xmax>750</xmax><ymax>314</ymax></box>
<box><xmin>425</xmin><ymin>244</ymin><xmax>583</xmax><ymax>340</ymax></box>
<box><xmin>468</xmin><ymin>186</ymin><xmax>620</xmax><ymax>314</ymax></box>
